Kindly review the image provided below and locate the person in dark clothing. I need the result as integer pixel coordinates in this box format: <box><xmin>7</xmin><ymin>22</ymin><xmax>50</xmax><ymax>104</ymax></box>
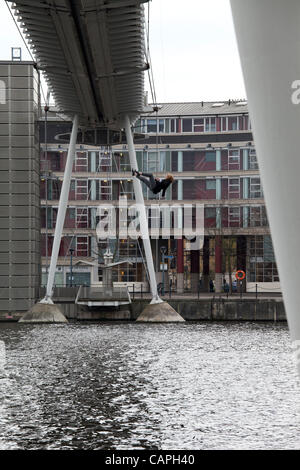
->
<box><xmin>132</xmin><ymin>170</ymin><xmax>174</xmax><ymax>197</ymax></box>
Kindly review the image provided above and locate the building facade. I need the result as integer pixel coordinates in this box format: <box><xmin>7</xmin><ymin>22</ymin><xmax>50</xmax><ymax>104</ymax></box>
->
<box><xmin>0</xmin><ymin>61</ymin><xmax>40</xmax><ymax>313</ymax></box>
<box><xmin>40</xmin><ymin>101</ymin><xmax>280</xmax><ymax>294</ymax></box>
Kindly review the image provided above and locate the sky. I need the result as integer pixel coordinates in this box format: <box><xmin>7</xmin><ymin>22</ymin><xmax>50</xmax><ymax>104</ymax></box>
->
<box><xmin>0</xmin><ymin>0</ymin><xmax>246</xmax><ymax>104</ymax></box>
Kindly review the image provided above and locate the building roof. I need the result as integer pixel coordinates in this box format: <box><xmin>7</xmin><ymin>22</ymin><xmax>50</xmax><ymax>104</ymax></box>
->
<box><xmin>13</xmin><ymin>0</ymin><xmax>148</xmax><ymax>129</ymax></box>
<box><xmin>143</xmin><ymin>100</ymin><xmax>249</xmax><ymax>117</ymax></box>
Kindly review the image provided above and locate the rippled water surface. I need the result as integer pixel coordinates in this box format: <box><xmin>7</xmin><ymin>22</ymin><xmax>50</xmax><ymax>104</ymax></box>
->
<box><xmin>0</xmin><ymin>321</ymin><xmax>299</xmax><ymax>450</ymax></box>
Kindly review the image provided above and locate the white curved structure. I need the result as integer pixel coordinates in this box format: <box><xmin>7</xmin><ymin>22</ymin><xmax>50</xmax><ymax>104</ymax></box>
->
<box><xmin>230</xmin><ymin>0</ymin><xmax>300</xmax><ymax>373</ymax></box>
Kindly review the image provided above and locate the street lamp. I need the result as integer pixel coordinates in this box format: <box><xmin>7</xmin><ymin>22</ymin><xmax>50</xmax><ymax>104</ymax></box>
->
<box><xmin>160</xmin><ymin>246</ymin><xmax>167</xmax><ymax>296</ymax></box>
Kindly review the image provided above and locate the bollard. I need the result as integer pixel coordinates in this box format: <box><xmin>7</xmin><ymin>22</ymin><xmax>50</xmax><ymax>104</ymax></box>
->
<box><xmin>256</xmin><ymin>283</ymin><xmax>258</xmax><ymax>300</ymax></box>
<box><xmin>132</xmin><ymin>283</ymin><xmax>135</xmax><ymax>300</ymax></box>
<box><xmin>141</xmin><ymin>283</ymin><xmax>143</xmax><ymax>299</ymax></box>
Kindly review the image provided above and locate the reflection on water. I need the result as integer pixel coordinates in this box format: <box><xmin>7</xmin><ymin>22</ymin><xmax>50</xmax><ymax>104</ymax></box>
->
<box><xmin>0</xmin><ymin>322</ymin><xmax>299</xmax><ymax>450</ymax></box>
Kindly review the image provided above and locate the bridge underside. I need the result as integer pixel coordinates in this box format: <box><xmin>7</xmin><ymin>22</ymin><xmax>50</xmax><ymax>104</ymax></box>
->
<box><xmin>12</xmin><ymin>0</ymin><xmax>148</xmax><ymax>128</ymax></box>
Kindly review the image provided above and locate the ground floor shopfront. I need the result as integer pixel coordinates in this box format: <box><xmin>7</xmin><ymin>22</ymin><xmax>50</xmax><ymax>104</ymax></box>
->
<box><xmin>41</xmin><ymin>234</ymin><xmax>280</xmax><ymax>294</ymax></box>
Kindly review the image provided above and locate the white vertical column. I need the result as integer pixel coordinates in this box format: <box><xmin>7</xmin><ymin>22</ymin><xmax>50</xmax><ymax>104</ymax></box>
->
<box><xmin>216</xmin><ymin>149</ymin><xmax>222</xmax><ymax>171</ymax></box>
<box><xmin>243</xmin><ymin>149</ymin><xmax>249</xmax><ymax>171</ymax></box>
<box><xmin>231</xmin><ymin>0</ymin><xmax>300</xmax><ymax>371</ymax></box>
<box><xmin>42</xmin><ymin>115</ymin><xmax>79</xmax><ymax>303</ymax></box>
<box><xmin>124</xmin><ymin>115</ymin><xmax>162</xmax><ymax>304</ymax></box>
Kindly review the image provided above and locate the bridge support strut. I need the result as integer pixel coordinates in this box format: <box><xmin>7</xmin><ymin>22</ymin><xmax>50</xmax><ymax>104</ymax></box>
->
<box><xmin>124</xmin><ymin>115</ymin><xmax>184</xmax><ymax>322</ymax></box>
<box><xmin>20</xmin><ymin>114</ymin><xmax>79</xmax><ymax>323</ymax></box>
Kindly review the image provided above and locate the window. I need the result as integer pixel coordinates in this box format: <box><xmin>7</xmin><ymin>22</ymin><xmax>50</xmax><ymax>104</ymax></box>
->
<box><xmin>148</xmin><ymin>151</ymin><xmax>158</xmax><ymax>171</ymax></box>
<box><xmin>206</xmin><ymin>179</ymin><xmax>216</xmax><ymax>190</ymax></box>
<box><xmin>229</xmin><ymin>207</ymin><xmax>240</xmax><ymax>226</ymax></box>
<box><xmin>75</xmin><ymin>151</ymin><xmax>88</xmax><ymax>172</ymax></box>
<box><xmin>182</xmin><ymin>119</ymin><xmax>192</xmax><ymax>132</ymax></box>
<box><xmin>249</xmin><ymin>149</ymin><xmax>259</xmax><ymax>170</ymax></box>
<box><xmin>249</xmin><ymin>235</ymin><xmax>279</xmax><ymax>282</ymax></box>
<box><xmin>205</xmin><ymin>207</ymin><xmax>216</xmax><ymax>218</ymax></box>
<box><xmin>50</xmin><ymin>152</ymin><xmax>61</xmax><ymax>171</ymax></box>
<box><xmin>145</xmin><ymin>151</ymin><xmax>166</xmax><ymax>172</ymax></box>
<box><xmin>210</xmin><ymin>117</ymin><xmax>216</xmax><ymax>132</ymax></box>
<box><xmin>228</xmin><ymin>116</ymin><xmax>238</xmax><ymax>131</ymax></box>
<box><xmin>158</xmin><ymin>119</ymin><xmax>165</xmax><ymax>133</ymax></box>
<box><xmin>249</xmin><ymin>206</ymin><xmax>267</xmax><ymax>227</ymax></box>
<box><xmin>250</xmin><ymin>177</ymin><xmax>262</xmax><ymax>198</ymax></box>
<box><xmin>76</xmin><ymin>236</ymin><xmax>89</xmax><ymax>257</ymax></box>
<box><xmin>205</xmin><ymin>151</ymin><xmax>216</xmax><ymax>162</ymax></box>
<box><xmin>193</xmin><ymin>118</ymin><xmax>204</xmax><ymax>132</ymax></box>
<box><xmin>69</xmin><ymin>208</ymin><xmax>75</xmax><ymax>219</ymax></box>
<box><xmin>228</xmin><ymin>178</ymin><xmax>240</xmax><ymax>198</ymax></box>
<box><xmin>146</xmin><ymin>119</ymin><xmax>157</xmax><ymax>133</ymax></box>
<box><xmin>228</xmin><ymin>149</ymin><xmax>240</xmax><ymax>169</ymax></box>
<box><xmin>205</xmin><ymin>117</ymin><xmax>216</xmax><ymax>132</ymax></box>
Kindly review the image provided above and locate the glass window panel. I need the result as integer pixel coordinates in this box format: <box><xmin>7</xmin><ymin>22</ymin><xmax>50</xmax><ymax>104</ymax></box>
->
<box><xmin>182</xmin><ymin>119</ymin><xmax>192</xmax><ymax>132</ymax></box>
<box><xmin>158</xmin><ymin>119</ymin><xmax>165</xmax><ymax>132</ymax></box>
<box><xmin>205</xmin><ymin>207</ymin><xmax>216</xmax><ymax>218</ymax></box>
<box><xmin>205</xmin><ymin>151</ymin><xmax>216</xmax><ymax>162</ymax></box>
<box><xmin>147</xmin><ymin>119</ymin><xmax>157</xmax><ymax>133</ymax></box>
<box><xmin>206</xmin><ymin>180</ymin><xmax>216</xmax><ymax>190</ymax></box>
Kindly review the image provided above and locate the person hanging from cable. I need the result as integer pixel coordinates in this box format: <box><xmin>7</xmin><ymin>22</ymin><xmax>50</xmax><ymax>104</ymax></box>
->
<box><xmin>132</xmin><ymin>170</ymin><xmax>174</xmax><ymax>198</ymax></box>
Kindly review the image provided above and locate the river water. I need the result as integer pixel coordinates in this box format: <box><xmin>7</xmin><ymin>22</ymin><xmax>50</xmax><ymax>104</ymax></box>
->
<box><xmin>0</xmin><ymin>321</ymin><xmax>299</xmax><ymax>450</ymax></box>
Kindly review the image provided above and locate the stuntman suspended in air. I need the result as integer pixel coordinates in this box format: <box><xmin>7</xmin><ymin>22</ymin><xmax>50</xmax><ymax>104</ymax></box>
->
<box><xmin>132</xmin><ymin>170</ymin><xmax>174</xmax><ymax>198</ymax></box>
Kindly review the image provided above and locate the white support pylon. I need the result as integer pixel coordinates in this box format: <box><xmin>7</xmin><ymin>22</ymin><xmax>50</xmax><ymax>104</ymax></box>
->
<box><xmin>41</xmin><ymin>114</ymin><xmax>79</xmax><ymax>304</ymax></box>
<box><xmin>124</xmin><ymin>115</ymin><xmax>162</xmax><ymax>304</ymax></box>
<box><xmin>230</xmin><ymin>0</ymin><xmax>300</xmax><ymax>374</ymax></box>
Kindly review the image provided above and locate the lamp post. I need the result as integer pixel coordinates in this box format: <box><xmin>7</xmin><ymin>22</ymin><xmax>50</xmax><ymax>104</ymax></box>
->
<box><xmin>160</xmin><ymin>246</ymin><xmax>167</xmax><ymax>296</ymax></box>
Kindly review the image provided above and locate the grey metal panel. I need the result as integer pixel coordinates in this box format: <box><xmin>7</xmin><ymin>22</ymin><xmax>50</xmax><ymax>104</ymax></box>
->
<box><xmin>0</xmin><ymin>182</ymin><xmax>39</xmax><ymax>194</ymax></box>
<box><xmin>9</xmin><ymin>76</ymin><xmax>37</xmax><ymax>89</ymax></box>
<box><xmin>12</xmin><ymin>159</ymin><xmax>40</xmax><ymax>171</ymax></box>
<box><xmin>0</xmin><ymin>300</ymin><xmax>10</xmax><ymax>310</ymax></box>
<box><xmin>9</xmin><ymin>194</ymin><xmax>39</xmax><ymax>206</ymax></box>
<box><xmin>0</xmin><ymin>136</ymin><xmax>37</xmax><ymax>147</ymax></box>
<box><xmin>0</xmin><ymin>288</ymin><xmax>37</xmax><ymax>299</ymax></box>
<box><xmin>0</xmin><ymin>264</ymin><xmax>39</xmax><ymax>276</ymax></box>
<box><xmin>0</xmin><ymin>101</ymin><xmax>36</xmax><ymax>113</ymax></box>
<box><xmin>6</xmin><ymin>299</ymin><xmax>33</xmax><ymax>311</ymax></box>
<box><xmin>0</xmin><ymin>170</ymin><xmax>39</xmax><ymax>183</ymax></box>
<box><xmin>0</xmin><ymin>62</ymin><xmax>40</xmax><ymax>311</ymax></box>
<box><xmin>9</xmin><ymin>276</ymin><xmax>40</xmax><ymax>288</ymax></box>
<box><xmin>0</xmin><ymin>112</ymin><xmax>35</xmax><ymax>124</ymax></box>
<box><xmin>0</xmin><ymin>63</ymin><xmax>36</xmax><ymax>77</ymax></box>
<box><xmin>0</xmin><ymin>124</ymin><xmax>36</xmax><ymax>136</ymax></box>
<box><xmin>0</xmin><ymin>161</ymin><xmax>9</xmax><ymax>170</ymax></box>
<box><xmin>10</xmin><ymin>218</ymin><xmax>38</xmax><ymax>229</ymax></box>
<box><xmin>0</xmin><ymin>240</ymin><xmax>38</xmax><ymax>252</ymax></box>
<box><xmin>9</xmin><ymin>88</ymin><xmax>39</xmax><ymax>102</ymax></box>
<box><xmin>0</xmin><ymin>253</ymin><xmax>28</xmax><ymax>263</ymax></box>
<box><xmin>0</xmin><ymin>148</ymin><xmax>36</xmax><ymax>158</ymax></box>
<box><xmin>11</xmin><ymin>229</ymin><xmax>40</xmax><ymax>241</ymax></box>
<box><xmin>2</xmin><ymin>206</ymin><xmax>40</xmax><ymax>218</ymax></box>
